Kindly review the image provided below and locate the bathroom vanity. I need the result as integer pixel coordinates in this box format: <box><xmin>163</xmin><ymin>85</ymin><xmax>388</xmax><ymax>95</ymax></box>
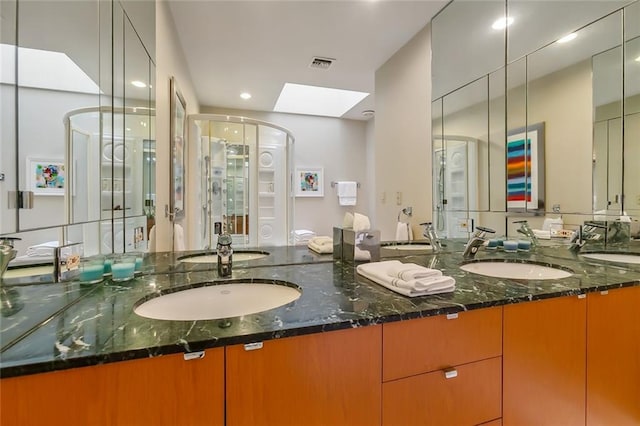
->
<box><xmin>1</xmin><ymin>244</ymin><xmax>639</xmax><ymax>425</ymax></box>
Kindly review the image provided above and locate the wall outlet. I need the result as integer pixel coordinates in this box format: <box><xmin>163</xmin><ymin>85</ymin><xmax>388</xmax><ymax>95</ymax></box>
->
<box><xmin>381</xmin><ymin>191</ymin><xmax>386</xmax><ymax>204</ymax></box>
<box><xmin>396</xmin><ymin>191</ymin><xmax>402</xmax><ymax>206</ymax></box>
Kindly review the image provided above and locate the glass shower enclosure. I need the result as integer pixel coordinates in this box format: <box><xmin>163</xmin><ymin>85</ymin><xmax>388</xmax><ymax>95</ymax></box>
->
<box><xmin>191</xmin><ymin>115</ymin><xmax>294</xmax><ymax>248</ymax></box>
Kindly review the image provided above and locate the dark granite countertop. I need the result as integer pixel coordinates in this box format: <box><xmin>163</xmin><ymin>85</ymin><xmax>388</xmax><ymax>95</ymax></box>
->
<box><xmin>2</xmin><ymin>242</ymin><xmax>639</xmax><ymax>378</ymax></box>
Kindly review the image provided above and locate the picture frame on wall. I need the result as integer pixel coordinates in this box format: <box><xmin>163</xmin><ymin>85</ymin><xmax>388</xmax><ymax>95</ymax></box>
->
<box><xmin>170</xmin><ymin>76</ymin><xmax>186</xmax><ymax>220</ymax></box>
<box><xmin>506</xmin><ymin>122</ymin><xmax>545</xmax><ymax>212</ymax></box>
<box><xmin>26</xmin><ymin>157</ymin><xmax>65</xmax><ymax>196</ymax></box>
<box><xmin>295</xmin><ymin>167</ymin><xmax>324</xmax><ymax>197</ymax></box>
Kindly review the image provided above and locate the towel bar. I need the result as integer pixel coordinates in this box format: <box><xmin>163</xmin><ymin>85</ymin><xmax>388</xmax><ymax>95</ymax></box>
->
<box><xmin>330</xmin><ymin>181</ymin><xmax>361</xmax><ymax>188</ymax></box>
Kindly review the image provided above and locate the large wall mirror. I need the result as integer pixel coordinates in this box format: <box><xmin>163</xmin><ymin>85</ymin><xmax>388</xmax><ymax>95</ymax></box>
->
<box><xmin>0</xmin><ymin>0</ymin><xmax>155</xmax><ymax>256</ymax></box>
<box><xmin>431</xmin><ymin>0</ymin><xmax>639</xmax><ymax>236</ymax></box>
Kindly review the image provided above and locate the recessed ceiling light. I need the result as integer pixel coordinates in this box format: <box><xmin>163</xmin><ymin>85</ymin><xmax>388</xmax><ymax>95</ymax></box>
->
<box><xmin>131</xmin><ymin>80</ymin><xmax>147</xmax><ymax>88</ymax></box>
<box><xmin>274</xmin><ymin>83</ymin><xmax>369</xmax><ymax>118</ymax></box>
<box><xmin>557</xmin><ymin>33</ymin><xmax>577</xmax><ymax>44</ymax></box>
<box><xmin>492</xmin><ymin>16</ymin><xmax>514</xmax><ymax>30</ymax></box>
<box><xmin>240</xmin><ymin>92</ymin><xmax>252</xmax><ymax>100</ymax></box>
<box><xmin>635</xmin><ymin>55</ymin><xmax>640</xmax><ymax>62</ymax></box>
<box><xmin>362</xmin><ymin>110</ymin><xmax>375</xmax><ymax>117</ymax></box>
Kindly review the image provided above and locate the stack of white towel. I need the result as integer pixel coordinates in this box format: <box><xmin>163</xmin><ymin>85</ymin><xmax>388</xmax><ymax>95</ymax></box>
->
<box><xmin>25</xmin><ymin>241</ymin><xmax>62</xmax><ymax>257</ymax></box>
<box><xmin>307</xmin><ymin>236</ymin><xmax>333</xmax><ymax>254</ymax></box>
<box><xmin>293</xmin><ymin>229</ymin><xmax>316</xmax><ymax>245</ymax></box>
<box><xmin>356</xmin><ymin>260</ymin><xmax>455</xmax><ymax>297</ymax></box>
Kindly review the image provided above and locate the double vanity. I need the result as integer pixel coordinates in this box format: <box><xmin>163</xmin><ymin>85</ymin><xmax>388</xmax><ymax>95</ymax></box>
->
<box><xmin>1</xmin><ymin>242</ymin><xmax>639</xmax><ymax>425</ymax></box>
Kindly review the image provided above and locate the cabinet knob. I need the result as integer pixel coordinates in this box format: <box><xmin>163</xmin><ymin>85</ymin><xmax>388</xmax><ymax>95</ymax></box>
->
<box><xmin>444</xmin><ymin>368</ymin><xmax>458</xmax><ymax>379</ymax></box>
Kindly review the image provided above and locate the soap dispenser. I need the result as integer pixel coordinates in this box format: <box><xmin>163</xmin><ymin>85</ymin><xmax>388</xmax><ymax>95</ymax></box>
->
<box><xmin>216</xmin><ymin>233</ymin><xmax>233</xmax><ymax>277</ymax></box>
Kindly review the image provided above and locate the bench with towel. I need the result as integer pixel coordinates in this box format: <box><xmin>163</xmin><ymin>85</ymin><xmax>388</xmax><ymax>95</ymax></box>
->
<box><xmin>356</xmin><ymin>260</ymin><xmax>455</xmax><ymax>297</ymax></box>
<box><xmin>308</xmin><ymin>236</ymin><xmax>333</xmax><ymax>254</ymax></box>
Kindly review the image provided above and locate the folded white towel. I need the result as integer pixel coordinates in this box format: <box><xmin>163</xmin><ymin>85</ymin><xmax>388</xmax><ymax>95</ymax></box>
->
<box><xmin>353</xmin><ymin>213</ymin><xmax>371</xmax><ymax>232</ymax></box>
<box><xmin>532</xmin><ymin>229</ymin><xmax>551</xmax><ymax>239</ymax></box>
<box><xmin>26</xmin><ymin>241</ymin><xmax>62</xmax><ymax>257</ymax></box>
<box><xmin>357</xmin><ymin>261</ymin><xmax>455</xmax><ymax>297</ymax></box>
<box><xmin>391</xmin><ymin>275</ymin><xmax>456</xmax><ymax>292</ymax></box>
<box><xmin>309</xmin><ymin>236</ymin><xmax>332</xmax><ymax>246</ymax></box>
<box><xmin>387</xmin><ymin>261</ymin><xmax>443</xmax><ymax>280</ymax></box>
<box><xmin>395</xmin><ymin>222</ymin><xmax>413</xmax><ymax>241</ymax></box>
<box><xmin>337</xmin><ymin>181</ymin><xmax>358</xmax><ymax>206</ymax></box>
<box><xmin>308</xmin><ymin>241</ymin><xmax>333</xmax><ymax>254</ymax></box>
<box><xmin>293</xmin><ymin>229</ymin><xmax>316</xmax><ymax>243</ymax></box>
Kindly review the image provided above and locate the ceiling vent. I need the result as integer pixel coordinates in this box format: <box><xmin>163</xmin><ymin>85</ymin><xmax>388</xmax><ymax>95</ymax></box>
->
<box><xmin>309</xmin><ymin>57</ymin><xmax>335</xmax><ymax>70</ymax></box>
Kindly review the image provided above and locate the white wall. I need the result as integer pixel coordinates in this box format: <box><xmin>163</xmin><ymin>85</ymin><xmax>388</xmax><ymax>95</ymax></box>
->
<box><xmin>374</xmin><ymin>24</ymin><xmax>432</xmax><ymax>240</ymax></box>
<box><xmin>155</xmin><ymin>0</ymin><xmax>200</xmax><ymax>251</ymax></box>
<box><xmin>200</xmin><ymin>106</ymin><xmax>370</xmax><ymax>238</ymax></box>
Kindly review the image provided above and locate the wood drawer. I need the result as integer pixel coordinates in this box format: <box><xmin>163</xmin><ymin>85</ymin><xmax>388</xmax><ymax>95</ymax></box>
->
<box><xmin>383</xmin><ymin>306</ymin><xmax>502</xmax><ymax>381</ymax></box>
<box><xmin>382</xmin><ymin>356</ymin><xmax>502</xmax><ymax>426</ymax></box>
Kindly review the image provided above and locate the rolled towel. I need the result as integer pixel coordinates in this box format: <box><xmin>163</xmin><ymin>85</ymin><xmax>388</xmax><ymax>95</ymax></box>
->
<box><xmin>387</xmin><ymin>262</ymin><xmax>443</xmax><ymax>280</ymax></box>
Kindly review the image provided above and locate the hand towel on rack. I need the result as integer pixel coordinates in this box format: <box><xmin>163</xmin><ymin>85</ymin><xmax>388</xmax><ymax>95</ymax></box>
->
<box><xmin>336</xmin><ymin>181</ymin><xmax>357</xmax><ymax>206</ymax></box>
<box><xmin>395</xmin><ymin>222</ymin><xmax>413</xmax><ymax>241</ymax></box>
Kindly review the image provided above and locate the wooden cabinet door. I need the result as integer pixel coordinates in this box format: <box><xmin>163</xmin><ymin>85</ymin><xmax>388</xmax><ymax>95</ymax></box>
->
<box><xmin>0</xmin><ymin>348</ymin><xmax>225</xmax><ymax>426</ymax></box>
<box><xmin>226</xmin><ymin>326</ymin><xmax>382</xmax><ymax>426</ymax></box>
<box><xmin>503</xmin><ymin>295</ymin><xmax>587</xmax><ymax>426</ymax></box>
<box><xmin>382</xmin><ymin>356</ymin><xmax>502</xmax><ymax>426</ymax></box>
<box><xmin>587</xmin><ymin>286</ymin><xmax>640</xmax><ymax>425</ymax></box>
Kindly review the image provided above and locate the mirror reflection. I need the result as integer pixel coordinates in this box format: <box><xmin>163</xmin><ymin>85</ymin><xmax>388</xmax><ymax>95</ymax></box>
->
<box><xmin>1</xmin><ymin>0</ymin><xmax>155</xmax><ymax>258</ymax></box>
<box><xmin>431</xmin><ymin>0</ymin><xmax>639</xmax><ymax>235</ymax></box>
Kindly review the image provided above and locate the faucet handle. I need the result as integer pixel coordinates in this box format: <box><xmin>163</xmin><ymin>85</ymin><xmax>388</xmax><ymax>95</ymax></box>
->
<box><xmin>474</xmin><ymin>226</ymin><xmax>495</xmax><ymax>238</ymax></box>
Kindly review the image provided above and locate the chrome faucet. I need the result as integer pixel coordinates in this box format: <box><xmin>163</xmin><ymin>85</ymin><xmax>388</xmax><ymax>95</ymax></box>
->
<box><xmin>568</xmin><ymin>222</ymin><xmax>607</xmax><ymax>252</ymax></box>
<box><xmin>514</xmin><ymin>220</ymin><xmax>538</xmax><ymax>247</ymax></box>
<box><xmin>216</xmin><ymin>233</ymin><xmax>233</xmax><ymax>277</ymax></box>
<box><xmin>420</xmin><ymin>222</ymin><xmax>442</xmax><ymax>251</ymax></box>
<box><xmin>0</xmin><ymin>237</ymin><xmax>21</xmax><ymax>284</ymax></box>
<box><xmin>463</xmin><ymin>226</ymin><xmax>495</xmax><ymax>259</ymax></box>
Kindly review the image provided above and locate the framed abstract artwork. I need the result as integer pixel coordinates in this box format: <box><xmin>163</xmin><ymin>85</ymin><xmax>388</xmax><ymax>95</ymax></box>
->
<box><xmin>27</xmin><ymin>157</ymin><xmax>65</xmax><ymax>196</ymax></box>
<box><xmin>506</xmin><ymin>122</ymin><xmax>545</xmax><ymax>212</ymax></box>
<box><xmin>295</xmin><ymin>167</ymin><xmax>324</xmax><ymax>197</ymax></box>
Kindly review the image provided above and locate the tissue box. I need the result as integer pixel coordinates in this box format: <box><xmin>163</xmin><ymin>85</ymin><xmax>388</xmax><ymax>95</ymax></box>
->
<box><xmin>333</xmin><ymin>226</ymin><xmax>381</xmax><ymax>263</ymax></box>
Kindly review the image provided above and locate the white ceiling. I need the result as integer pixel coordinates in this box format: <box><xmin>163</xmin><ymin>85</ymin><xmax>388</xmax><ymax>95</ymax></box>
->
<box><xmin>167</xmin><ymin>0</ymin><xmax>448</xmax><ymax>120</ymax></box>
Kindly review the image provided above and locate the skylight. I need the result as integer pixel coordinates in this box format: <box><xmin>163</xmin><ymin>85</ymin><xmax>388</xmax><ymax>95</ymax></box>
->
<box><xmin>0</xmin><ymin>43</ymin><xmax>100</xmax><ymax>94</ymax></box>
<box><xmin>274</xmin><ymin>83</ymin><xmax>369</xmax><ymax>118</ymax></box>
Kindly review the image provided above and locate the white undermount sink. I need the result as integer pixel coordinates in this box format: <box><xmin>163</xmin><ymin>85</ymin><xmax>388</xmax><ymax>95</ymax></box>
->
<box><xmin>134</xmin><ymin>281</ymin><xmax>301</xmax><ymax>321</ymax></box>
<box><xmin>178</xmin><ymin>251</ymin><xmax>268</xmax><ymax>264</ymax></box>
<box><xmin>460</xmin><ymin>261</ymin><xmax>573</xmax><ymax>280</ymax></box>
<box><xmin>580</xmin><ymin>253</ymin><xmax>640</xmax><ymax>264</ymax></box>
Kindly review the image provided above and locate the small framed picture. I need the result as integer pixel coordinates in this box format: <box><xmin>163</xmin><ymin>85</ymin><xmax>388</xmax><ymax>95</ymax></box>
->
<box><xmin>295</xmin><ymin>167</ymin><xmax>324</xmax><ymax>197</ymax></box>
<box><xmin>26</xmin><ymin>157</ymin><xmax>65</xmax><ymax>196</ymax></box>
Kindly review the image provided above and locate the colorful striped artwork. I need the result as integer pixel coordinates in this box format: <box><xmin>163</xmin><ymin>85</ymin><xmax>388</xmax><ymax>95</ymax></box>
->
<box><xmin>507</xmin><ymin>124</ymin><xmax>543</xmax><ymax>210</ymax></box>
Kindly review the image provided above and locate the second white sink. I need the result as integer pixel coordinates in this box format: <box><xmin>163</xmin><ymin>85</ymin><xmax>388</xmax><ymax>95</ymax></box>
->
<box><xmin>460</xmin><ymin>261</ymin><xmax>573</xmax><ymax>280</ymax></box>
<box><xmin>580</xmin><ymin>253</ymin><xmax>640</xmax><ymax>264</ymax></box>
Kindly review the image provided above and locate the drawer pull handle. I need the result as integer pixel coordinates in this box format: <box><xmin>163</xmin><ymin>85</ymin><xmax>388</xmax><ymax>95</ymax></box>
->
<box><xmin>444</xmin><ymin>368</ymin><xmax>458</xmax><ymax>379</ymax></box>
<box><xmin>446</xmin><ymin>313</ymin><xmax>459</xmax><ymax>320</ymax></box>
<box><xmin>183</xmin><ymin>351</ymin><xmax>205</xmax><ymax>361</ymax></box>
<box><xmin>600</xmin><ymin>290</ymin><xmax>608</xmax><ymax>295</ymax></box>
<box><xmin>578</xmin><ymin>294</ymin><xmax>586</xmax><ymax>299</ymax></box>
<box><xmin>244</xmin><ymin>342</ymin><xmax>263</xmax><ymax>351</ymax></box>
